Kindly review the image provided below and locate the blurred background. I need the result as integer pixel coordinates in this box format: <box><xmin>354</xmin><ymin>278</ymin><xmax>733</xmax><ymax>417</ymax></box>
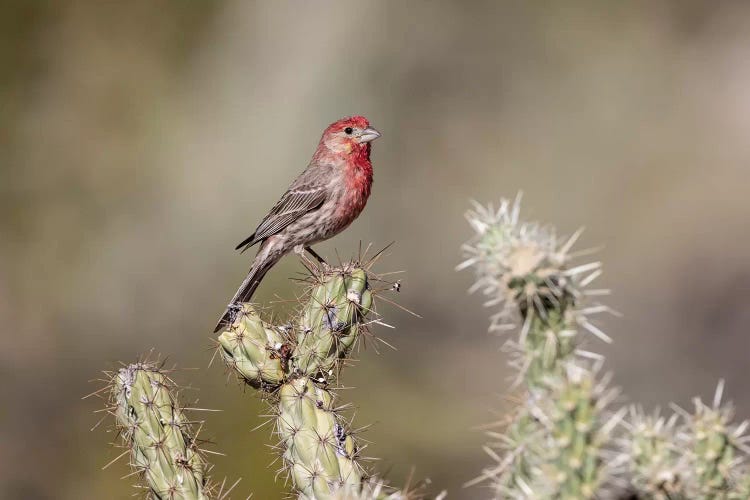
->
<box><xmin>2</xmin><ymin>1</ymin><xmax>750</xmax><ymax>498</ymax></box>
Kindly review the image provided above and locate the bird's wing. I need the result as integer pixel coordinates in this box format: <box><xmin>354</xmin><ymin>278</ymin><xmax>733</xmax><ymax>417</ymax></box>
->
<box><xmin>235</xmin><ymin>179</ymin><xmax>328</xmax><ymax>251</ymax></box>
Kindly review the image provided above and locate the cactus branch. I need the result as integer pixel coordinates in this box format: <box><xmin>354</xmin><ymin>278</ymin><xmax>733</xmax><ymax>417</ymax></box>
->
<box><xmin>108</xmin><ymin>362</ymin><xmax>212</xmax><ymax>500</ymax></box>
<box><xmin>460</xmin><ymin>196</ymin><xmax>616</xmax><ymax>498</ymax></box>
<box><xmin>217</xmin><ymin>259</ymin><xmax>401</xmax><ymax>499</ymax></box>
<box><xmin>277</xmin><ymin>377</ymin><xmax>363</xmax><ymax>499</ymax></box>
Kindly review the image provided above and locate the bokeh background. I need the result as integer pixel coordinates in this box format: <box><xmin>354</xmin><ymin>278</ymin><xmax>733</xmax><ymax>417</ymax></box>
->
<box><xmin>3</xmin><ymin>1</ymin><xmax>750</xmax><ymax>498</ymax></box>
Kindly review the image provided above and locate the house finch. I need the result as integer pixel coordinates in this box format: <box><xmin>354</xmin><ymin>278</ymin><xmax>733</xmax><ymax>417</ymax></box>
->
<box><xmin>214</xmin><ymin>116</ymin><xmax>381</xmax><ymax>332</ymax></box>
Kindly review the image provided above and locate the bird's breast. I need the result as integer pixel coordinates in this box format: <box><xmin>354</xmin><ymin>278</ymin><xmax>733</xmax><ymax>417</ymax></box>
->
<box><xmin>334</xmin><ymin>165</ymin><xmax>372</xmax><ymax>227</ymax></box>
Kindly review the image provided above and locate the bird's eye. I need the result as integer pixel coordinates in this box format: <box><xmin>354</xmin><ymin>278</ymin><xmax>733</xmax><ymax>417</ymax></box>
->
<box><xmin>344</xmin><ymin>127</ymin><xmax>353</xmax><ymax>135</ymax></box>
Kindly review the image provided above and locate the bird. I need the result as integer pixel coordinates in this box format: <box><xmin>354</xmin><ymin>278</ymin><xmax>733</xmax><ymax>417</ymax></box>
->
<box><xmin>214</xmin><ymin>116</ymin><xmax>381</xmax><ymax>332</ymax></box>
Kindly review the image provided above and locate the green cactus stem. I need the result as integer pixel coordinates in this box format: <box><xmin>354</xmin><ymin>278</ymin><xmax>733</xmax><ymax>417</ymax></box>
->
<box><xmin>110</xmin><ymin>363</ymin><xmax>210</xmax><ymax>500</ymax></box>
<box><xmin>619</xmin><ymin>382</ymin><xmax>750</xmax><ymax>499</ymax></box>
<box><xmin>217</xmin><ymin>303</ymin><xmax>290</xmax><ymax>389</ymax></box>
<box><xmin>621</xmin><ymin>408</ymin><xmax>686</xmax><ymax>499</ymax></box>
<box><xmin>460</xmin><ymin>197</ymin><xmax>617</xmax><ymax>499</ymax></box>
<box><xmin>294</xmin><ymin>266</ymin><xmax>373</xmax><ymax>379</ymax></box>
<box><xmin>217</xmin><ymin>264</ymin><xmax>374</xmax><ymax>391</ymax></box>
<box><xmin>729</xmin><ymin>471</ymin><xmax>750</xmax><ymax>500</ymax></box>
<box><xmin>678</xmin><ymin>381</ymin><xmax>750</xmax><ymax>499</ymax></box>
<box><xmin>277</xmin><ymin>377</ymin><xmax>363</xmax><ymax>499</ymax></box>
<box><xmin>529</xmin><ymin>366</ymin><xmax>619</xmax><ymax>499</ymax></box>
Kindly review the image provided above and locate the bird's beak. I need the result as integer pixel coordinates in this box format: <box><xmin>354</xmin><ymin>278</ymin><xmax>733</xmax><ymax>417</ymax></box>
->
<box><xmin>358</xmin><ymin>127</ymin><xmax>381</xmax><ymax>143</ymax></box>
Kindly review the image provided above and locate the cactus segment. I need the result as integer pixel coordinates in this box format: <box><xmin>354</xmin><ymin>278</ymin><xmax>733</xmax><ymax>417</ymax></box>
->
<box><xmin>110</xmin><ymin>363</ymin><xmax>210</xmax><ymax>500</ymax></box>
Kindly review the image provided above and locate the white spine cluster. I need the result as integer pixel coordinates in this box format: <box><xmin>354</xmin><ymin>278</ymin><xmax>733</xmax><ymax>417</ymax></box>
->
<box><xmin>461</xmin><ymin>195</ymin><xmax>750</xmax><ymax>499</ymax></box>
<box><xmin>460</xmin><ymin>195</ymin><xmax>619</xmax><ymax>498</ymax></box>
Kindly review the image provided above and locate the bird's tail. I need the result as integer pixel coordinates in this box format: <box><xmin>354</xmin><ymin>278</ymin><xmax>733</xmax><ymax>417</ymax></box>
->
<box><xmin>213</xmin><ymin>254</ymin><xmax>278</xmax><ymax>333</ymax></box>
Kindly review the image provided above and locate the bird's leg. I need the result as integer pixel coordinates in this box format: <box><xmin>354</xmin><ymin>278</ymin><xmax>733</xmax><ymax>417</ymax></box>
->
<box><xmin>304</xmin><ymin>246</ymin><xmax>328</xmax><ymax>266</ymax></box>
<box><xmin>293</xmin><ymin>244</ymin><xmax>329</xmax><ymax>270</ymax></box>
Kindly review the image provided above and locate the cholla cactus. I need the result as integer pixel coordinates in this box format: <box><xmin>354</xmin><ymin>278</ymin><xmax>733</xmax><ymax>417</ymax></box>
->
<box><xmin>528</xmin><ymin>366</ymin><xmax>620</xmax><ymax>499</ymax></box>
<box><xmin>278</xmin><ymin>376</ymin><xmax>363</xmax><ymax>499</ymax></box>
<box><xmin>218</xmin><ymin>264</ymin><xmax>373</xmax><ymax>388</ymax></box>
<box><xmin>676</xmin><ymin>381</ymin><xmax>750</xmax><ymax>499</ymax></box>
<box><xmin>95</xmin><ymin>194</ymin><xmax>750</xmax><ymax>500</ymax></box>
<box><xmin>216</xmin><ymin>303</ymin><xmax>288</xmax><ymax>389</ymax></box>
<box><xmin>620</xmin><ymin>381</ymin><xmax>750</xmax><ymax>499</ymax></box>
<box><xmin>619</xmin><ymin>407</ymin><xmax>685</xmax><ymax>498</ymax></box>
<box><xmin>460</xmin><ymin>195</ymin><xmax>618</xmax><ymax>498</ymax></box>
<box><xmin>730</xmin><ymin>471</ymin><xmax>750</xmax><ymax>500</ymax></box>
<box><xmin>107</xmin><ymin>362</ymin><xmax>212</xmax><ymax>499</ymax></box>
<box><xmin>461</xmin><ymin>195</ymin><xmax>750</xmax><ymax>500</ymax></box>
<box><xmin>96</xmin><ymin>257</ymin><xmax>413</xmax><ymax>500</ymax></box>
<box><xmin>458</xmin><ymin>196</ymin><xmax>611</xmax><ymax>387</ymax></box>
<box><xmin>217</xmin><ymin>260</ymin><xmax>396</xmax><ymax>500</ymax></box>
<box><xmin>294</xmin><ymin>267</ymin><xmax>373</xmax><ymax>379</ymax></box>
